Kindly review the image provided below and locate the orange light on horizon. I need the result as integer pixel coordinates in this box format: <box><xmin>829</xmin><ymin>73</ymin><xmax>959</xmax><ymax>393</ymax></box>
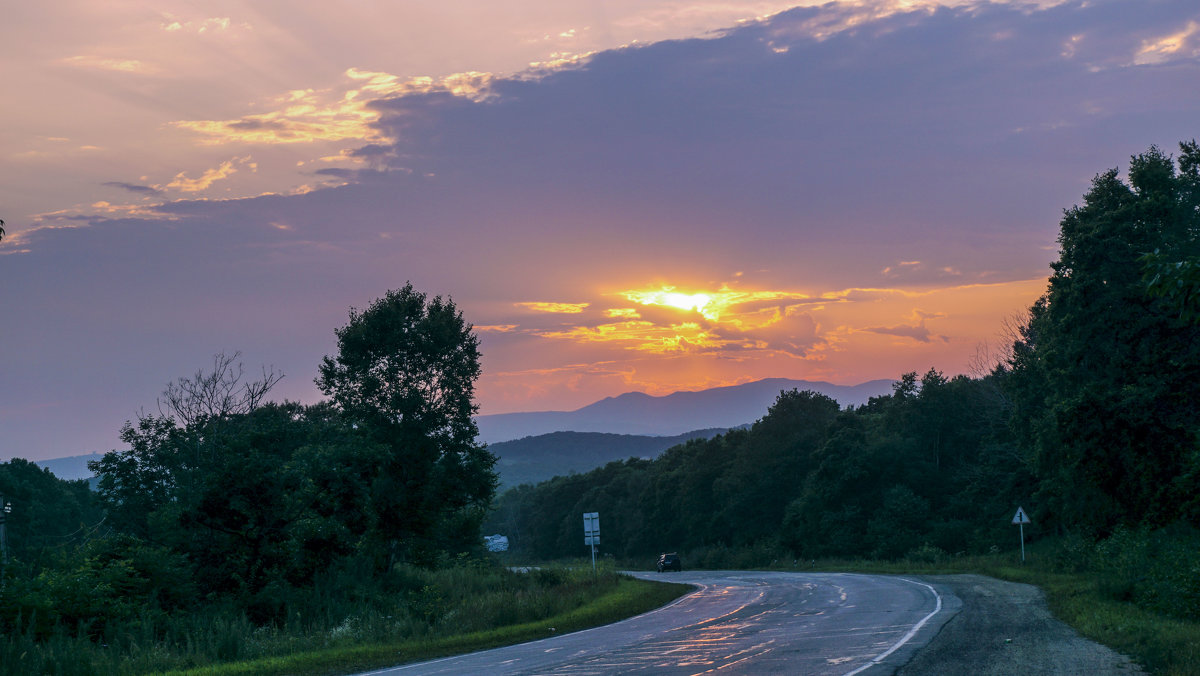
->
<box><xmin>621</xmin><ymin>285</ymin><xmax>821</xmax><ymax>324</ymax></box>
<box><xmin>481</xmin><ymin>277</ymin><xmax>1050</xmax><ymax>414</ymax></box>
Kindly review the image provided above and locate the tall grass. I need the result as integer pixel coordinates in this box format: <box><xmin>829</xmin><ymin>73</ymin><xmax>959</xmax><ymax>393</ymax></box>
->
<box><xmin>0</xmin><ymin>559</ymin><xmax>686</xmax><ymax>676</ymax></box>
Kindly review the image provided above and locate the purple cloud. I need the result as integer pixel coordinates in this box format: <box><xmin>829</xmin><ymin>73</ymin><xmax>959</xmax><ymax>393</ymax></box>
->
<box><xmin>102</xmin><ymin>181</ymin><xmax>163</xmax><ymax>195</ymax></box>
<box><xmin>3</xmin><ymin>0</ymin><xmax>1199</xmax><ymax>461</ymax></box>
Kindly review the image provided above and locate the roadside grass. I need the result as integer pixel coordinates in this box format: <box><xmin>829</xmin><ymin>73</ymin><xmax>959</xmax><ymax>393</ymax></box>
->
<box><xmin>160</xmin><ymin>573</ymin><xmax>689</xmax><ymax>676</ymax></box>
<box><xmin>989</xmin><ymin>566</ymin><xmax>1199</xmax><ymax>676</ymax></box>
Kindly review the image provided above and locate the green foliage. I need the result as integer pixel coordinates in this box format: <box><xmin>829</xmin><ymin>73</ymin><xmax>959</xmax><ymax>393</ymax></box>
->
<box><xmin>1143</xmin><ymin>250</ymin><xmax>1200</xmax><ymax>320</ymax></box>
<box><xmin>1088</xmin><ymin>524</ymin><xmax>1200</xmax><ymax>621</ymax></box>
<box><xmin>88</xmin><ymin>402</ymin><xmax>373</xmax><ymax>614</ymax></box>
<box><xmin>0</xmin><ymin>458</ymin><xmax>102</xmax><ymax>567</ymax></box>
<box><xmin>62</xmin><ymin>284</ymin><xmax>497</xmax><ymax>632</ymax></box>
<box><xmin>487</xmin><ymin>381</ymin><xmax>1033</xmax><ymax>562</ymax></box>
<box><xmin>2</xmin><ymin>535</ymin><xmax>194</xmax><ymax>639</ymax></box>
<box><xmin>90</xmin><ymin>415</ymin><xmax>186</xmax><ymax>540</ymax></box>
<box><xmin>1006</xmin><ymin>141</ymin><xmax>1200</xmax><ymax>533</ymax></box>
<box><xmin>0</xmin><ymin>560</ymin><xmax>676</xmax><ymax>676</ymax></box>
<box><xmin>317</xmin><ymin>284</ymin><xmax>497</xmax><ymax>565</ymax></box>
<box><xmin>1142</xmin><ymin>139</ymin><xmax>1200</xmax><ymax>321</ymax></box>
<box><xmin>0</xmin><ymin>282</ymin><xmax>505</xmax><ymax>671</ymax></box>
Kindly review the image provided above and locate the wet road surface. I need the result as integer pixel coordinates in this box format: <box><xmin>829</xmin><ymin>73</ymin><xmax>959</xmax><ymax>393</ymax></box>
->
<box><xmin>362</xmin><ymin>570</ymin><xmax>957</xmax><ymax>675</ymax></box>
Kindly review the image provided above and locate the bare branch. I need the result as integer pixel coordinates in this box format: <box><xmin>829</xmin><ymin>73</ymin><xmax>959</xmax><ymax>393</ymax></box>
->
<box><xmin>154</xmin><ymin>351</ymin><xmax>284</xmax><ymax>426</ymax></box>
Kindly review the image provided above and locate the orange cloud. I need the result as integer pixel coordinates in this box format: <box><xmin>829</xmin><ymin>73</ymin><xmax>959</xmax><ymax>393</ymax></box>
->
<box><xmin>166</xmin><ymin>156</ymin><xmax>255</xmax><ymax>192</ymax></box>
<box><xmin>475</xmin><ymin>276</ymin><xmax>1050</xmax><ymax>414</ymax></box>
<box><xmin>480</xmin><ymin>278</ymin><xmax>1047</xmax><ymax>407</ymax></box>
<box><xmin>1134</xmin><ymin>20</ymin><xmax>1199</xmax><ymax>65</ymax></box>
<box><xmin>60</xmin><ymin>55</ymin><xmax>157</xmax><ymax>74</ymax></box>
<box><xmin>606</xmin><ymin>308</ymin><xmax>641</xmax><ymax>318</ymax></box>
<box><xmin>173</xmin><ymin>68</ymin><xmax>497</xmax><ymax>148</ymax></box>
<box><xmin>515</xmin><ymin>301</ymin><xmax>590</xmax><ymax>313</ymax></box>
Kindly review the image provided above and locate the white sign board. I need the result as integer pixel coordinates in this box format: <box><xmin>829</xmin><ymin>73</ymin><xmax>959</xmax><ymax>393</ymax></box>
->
<box><xmin>1012</xmin><ymin>507</ymin><xmax>1031</xmax><ymax>525</ymax></box>
<box><xmin>583</xmin><ymin>512</ymin><xmax>600</xmax><ymax>546</ymax></box>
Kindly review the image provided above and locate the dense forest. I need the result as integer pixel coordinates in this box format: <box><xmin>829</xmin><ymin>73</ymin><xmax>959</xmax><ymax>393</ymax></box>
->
<box><xmin>488</xmin><ymin>372</ymin><xmax>1029</xmax><ymax>561</ymax></box>
<box><xmin>487</xmin><ymin>142</ymin><xmax>1200</xmax><ymax>567</ymax></box>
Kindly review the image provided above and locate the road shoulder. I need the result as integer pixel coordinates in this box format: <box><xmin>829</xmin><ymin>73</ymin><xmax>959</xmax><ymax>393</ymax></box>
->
<box><xmin>896</xmin><ymin>574</ymin><xmax>1143</xmax><ymax>675</ymax></box>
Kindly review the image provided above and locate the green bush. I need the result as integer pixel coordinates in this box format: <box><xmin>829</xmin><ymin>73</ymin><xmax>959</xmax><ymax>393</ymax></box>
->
<box><xmin>1091</xmin><ymin>524</ymin><xmax>1200</xmax><ymax>620</ymax></box>
<box><xmin>0</xmin><ymin>557</ymin><xmax>638</xmax><ymax>676</ymax></box>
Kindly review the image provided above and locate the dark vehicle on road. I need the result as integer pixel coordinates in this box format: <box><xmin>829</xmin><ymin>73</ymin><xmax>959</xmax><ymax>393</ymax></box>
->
<box><xmin>657</xmin><ymin>552</ymin><xmax>682</xmax><ymax>572</ymax></box>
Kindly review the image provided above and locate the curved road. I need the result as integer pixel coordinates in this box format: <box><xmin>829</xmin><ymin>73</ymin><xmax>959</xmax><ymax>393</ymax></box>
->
<box><xmin>364</xmin><ymin>571</ymin><xmax>958</xmax><ymax>675</ymax></box>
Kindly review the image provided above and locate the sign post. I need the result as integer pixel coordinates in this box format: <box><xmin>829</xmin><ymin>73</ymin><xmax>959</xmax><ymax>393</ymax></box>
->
<box><xmin>1012</xmin><ymin>506</ymin><xmax>1031</xmax><ymax>563</ymax></box>
<box><xmin>583</xmin><ymin>512</ymin><xmax>599</xmax><ymax>574</ymax></box>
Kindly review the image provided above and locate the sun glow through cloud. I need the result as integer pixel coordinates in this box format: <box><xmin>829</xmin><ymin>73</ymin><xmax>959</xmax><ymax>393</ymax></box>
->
<box><xmin>622</xmin><ymin>286</ymin><xmax>820</xmax><ymax>322</ymax></box>
<box><xmin>477</xmin><ymin>277</ymin><xmax>1052</xmax><ymax>413</ymax></box>
<box><xmin>525</xmin><ymin>284</ymin><xmax>835</xmax><ymax>357</ymax></box>
<box><xmin>626</xmin><ymin>288</ymin><xmax>716</xmax><ymax>317</ymax></box>
<box><xmin>4</xmin><ymin>0</ymin><xmax>1197</xmax><ymax>460</ymax></box>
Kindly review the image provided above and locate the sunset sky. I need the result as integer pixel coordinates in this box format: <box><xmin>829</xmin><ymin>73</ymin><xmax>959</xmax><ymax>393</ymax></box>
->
<box><xmin>3</xmin><ymin>0</ymin><xmax>1199</xmax><ymax>461</ymax></box>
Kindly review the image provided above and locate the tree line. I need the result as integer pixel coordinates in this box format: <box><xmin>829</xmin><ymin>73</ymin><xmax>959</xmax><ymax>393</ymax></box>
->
<box><xmin>487</xmin><ymin>141</ymin><xmax>1200</xmax><ymax>564</ymax></box>
<box><xmin>0</xmin><ymin>140</ymin><xmax>1196</xmax><ymax>650</ymax></box>
<box><xmin>1</xmin><ymin>284</ymin><xmax>498</xmax><ymax>633</ymax></box>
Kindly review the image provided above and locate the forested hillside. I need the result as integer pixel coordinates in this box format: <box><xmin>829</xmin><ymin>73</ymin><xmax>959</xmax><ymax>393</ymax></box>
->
<box><xmin>487</xmin><ymin>374</ymin><xmax>1028</xmax><ymax>561</ymax></box>
<box><xmin>487</xmin><ymin>142</ymin><xmax>1200</xmax><ymax>568</ymax></box>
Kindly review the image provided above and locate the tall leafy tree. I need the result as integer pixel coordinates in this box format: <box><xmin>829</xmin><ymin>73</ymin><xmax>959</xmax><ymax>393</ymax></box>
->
<box><xmin>1142</xmin><ymin>140</ymin><xmax>1200</xmax><ymax>320</ymax></box>
<box><xmin>1008</xmin><ymin>143</ymin><xmax>1200</xmax><ymax>533</ymax></box>
<box><xmin>316</xmin><ymin>284</ymin><xmax>497</xmax><ymax>565</ymax></box>
<box><xmin>0</xmin><ymin>459</ymin><xmax>101</xmax><ymax>566</ymax></box>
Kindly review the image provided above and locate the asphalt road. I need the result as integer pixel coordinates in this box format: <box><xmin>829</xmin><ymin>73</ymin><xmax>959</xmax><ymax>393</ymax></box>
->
<box><xmin>362</xmin><ymin>570</ymin><xmax>958</xmax><ymax>675</ymax></box>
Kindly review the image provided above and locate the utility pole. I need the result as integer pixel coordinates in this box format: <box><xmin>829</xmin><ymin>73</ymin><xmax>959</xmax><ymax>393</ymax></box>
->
<box><xmin>0</xmin><ymin>495</ymin><xmax>10</xmax><ymax>590</ymax></box>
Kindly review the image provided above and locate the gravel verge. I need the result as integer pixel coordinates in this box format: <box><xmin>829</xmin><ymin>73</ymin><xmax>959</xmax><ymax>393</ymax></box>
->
<box><xmin>897</xmin><ymin>574</ymin><xmax>1143</xmax><ymax>675</ymax></box>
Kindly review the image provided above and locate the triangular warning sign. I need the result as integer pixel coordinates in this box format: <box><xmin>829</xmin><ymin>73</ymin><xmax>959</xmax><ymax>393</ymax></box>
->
<box><xmin>1012</xmin><ymin>507</ymin><xmax>1031</xmax><ymax>524</ymax></box>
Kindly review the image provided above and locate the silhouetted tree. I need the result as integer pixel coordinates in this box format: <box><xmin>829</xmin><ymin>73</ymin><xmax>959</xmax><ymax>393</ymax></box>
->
<box><xmin>317</xmin><ymin>284</ymin><xmax>497</xmax><ymax>566</ymax></box>
<box><xmin>1007</xmin><ymin>142</ymin><xmax>1200</xmax><ymax>533</ymax></box>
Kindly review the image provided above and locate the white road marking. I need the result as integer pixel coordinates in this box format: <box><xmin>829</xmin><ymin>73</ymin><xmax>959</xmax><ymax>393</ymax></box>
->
<box><xmin>842</xmin><ymin>577</ymin><xmax>943</xmax><ymax>676</ymax></box>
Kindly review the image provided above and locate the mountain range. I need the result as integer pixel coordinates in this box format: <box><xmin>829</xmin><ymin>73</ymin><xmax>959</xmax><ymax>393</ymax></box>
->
<box><xmin>475</xmin><ymin>378</ymin><xmax>894</xmax><ymax>443</ymax></box>
<box><xmin>490</xmin><ymin>429</ymin><xmax>729</xmax><ymax>489</ymax></box>
<box><xmin>31</xmin><ymin>378</ymin><xmax>894</xmax><ymax>481</ymax></box>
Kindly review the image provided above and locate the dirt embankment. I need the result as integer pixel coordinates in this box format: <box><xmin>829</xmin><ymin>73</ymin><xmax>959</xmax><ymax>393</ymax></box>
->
<box><xmin>899</xmin><ymin>574</ymin><xmax>1143</xmax><ymax>675</ymax></box>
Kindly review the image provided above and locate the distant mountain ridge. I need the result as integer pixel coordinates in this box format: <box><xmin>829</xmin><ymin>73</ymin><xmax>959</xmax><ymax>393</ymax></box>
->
<box><xmin>491</xmin><ymin>429</ymin><xmax>729</xmax><ymax>489</ymax></box>
<box><xmin>476</xmin><ymin>377</ymin><xmax>894</xmax><ymax>443</ymax></box>
<box><xmin>33</xmin><ymin>452</ymin><xmax>103</xmax><ymax>482</ymax></box>
<box><xmin>31</xmin><ymin>378</ymin><xmax>895</xmax><ymax>481</ymax></box>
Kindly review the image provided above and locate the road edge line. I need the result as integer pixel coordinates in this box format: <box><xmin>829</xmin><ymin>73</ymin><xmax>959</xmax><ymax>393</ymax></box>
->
<box><xmin>842</xmin><ymin>577</ymin><xmax>943</xmax><ymax>676</ymax></box>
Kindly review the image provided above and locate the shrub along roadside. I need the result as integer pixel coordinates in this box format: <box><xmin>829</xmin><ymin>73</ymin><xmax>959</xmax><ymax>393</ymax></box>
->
<box><xmin>158</xmin><ymin>572</ymin><xmax>689</xmax><ymax>676</ymax></box>
<box><xmin>0</xmin><ymin>562</ymin><xmax>690</xmax><ymax>676</ymax></box>
<box><xmin>991</xmin><ymin>566</ymin><xmax>1199</xmax><ymax>675</ymax></box>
